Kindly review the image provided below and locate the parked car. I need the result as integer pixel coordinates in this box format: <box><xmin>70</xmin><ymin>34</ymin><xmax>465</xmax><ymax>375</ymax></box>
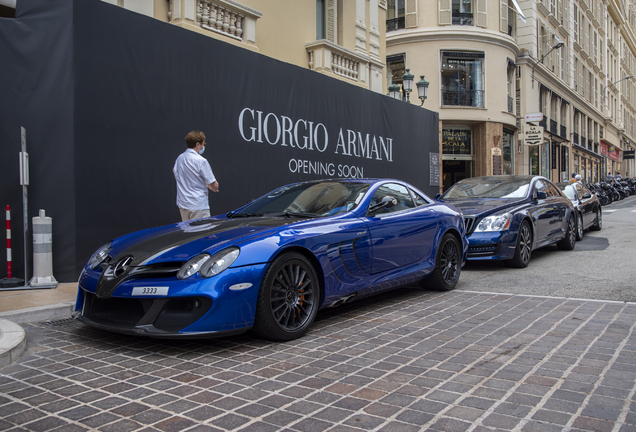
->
<box><xmin>75</xmin><ymin>178</ymin><xmax>468</xmax><ymax>341</ymax></box>
<box><xmin>437</xmin><ymin>175</ymin><xmax>576</xmax><ymax>268</ymax></box>
<box><xmin>556</xmin><ymin>182</ymin><xmax>602</xmax><ymax>240</ymax></box>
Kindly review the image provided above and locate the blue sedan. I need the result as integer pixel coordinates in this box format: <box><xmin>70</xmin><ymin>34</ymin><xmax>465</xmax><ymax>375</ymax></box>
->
<box><xmin>75</xmin><ymin>179</ymin><xmax>467</xmax><ymax>340</ymax></box>
<box><xmin>438</xmin><ymin>175</ymin><xmax>576</xmax><ymax>268</ymax></box>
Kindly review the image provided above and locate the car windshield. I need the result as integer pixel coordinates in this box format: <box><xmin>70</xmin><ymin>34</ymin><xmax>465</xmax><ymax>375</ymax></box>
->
<box><xmin>444</xmin><ymin>177</ymin><xmax>531</xmax><ymax>199</ymax></box>
<box><xmin>557</xmin><ymin>184</ymin><xmax>576</xmax><ymax>201</ymax></box>
<box><xmin>230</xmin><ymin>181</ymin><xmax>371</xmax><ymax>218</ymax></box>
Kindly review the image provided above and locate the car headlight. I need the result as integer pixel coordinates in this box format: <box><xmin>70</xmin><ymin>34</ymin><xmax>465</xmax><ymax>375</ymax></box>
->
<box><xmin>177</xmin><ymin>254</ymin><xmax>211</xmax><ymax>280</ymax></box>
<box><xmin>177</xmin><ymin>247</ymin><xmax>240</xmax><ymax>280</ymax></box>
<box><xmin>200</xmin><ymin>248</ymin><xmax>240</xmax><ymax>278</ymax></box>
<box><xmin>475</xmin><ymin>213</ymin><xmax>512</xmax><ymax>232</ymax></box>
<box><xmin>87</xmin><ymin>242</ymin><xmax>112</xmax><ymax>270</ymax></box>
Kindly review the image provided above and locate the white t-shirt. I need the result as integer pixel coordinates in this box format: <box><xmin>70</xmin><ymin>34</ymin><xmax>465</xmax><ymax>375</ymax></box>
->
<box><xmin>173</xmin><ymin>149</ymin><xmax>216</xmax><ymax>210</ymax></box>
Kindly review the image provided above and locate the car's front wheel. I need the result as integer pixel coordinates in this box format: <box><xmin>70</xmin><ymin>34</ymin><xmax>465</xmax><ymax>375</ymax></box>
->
<box><xmin>420</xmin><ymin>233</ymin><xmax>461</xmax><ymax>291</ymax></box>
<box><xmin>252</xmin><ymin>252</ymin><xmax>320</xmax><ymax>341</ymax></box>
<box><xmin>557</xmin><ymin>215</ymin><xmax>576</xmax><ymax>250</ymax></box>
<box><xmin>505</xmin><ymin>220</ymin><xmax>532</xmax><ymax>268</ymax></box>
<box><xmin>576</xmin><ymin>212</ymin><xmax>584</xmax><ymax>241</ymax></box>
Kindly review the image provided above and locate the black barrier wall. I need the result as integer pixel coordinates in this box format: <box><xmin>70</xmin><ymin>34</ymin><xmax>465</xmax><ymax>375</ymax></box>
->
<box><xmin>0</xmin><ymin>0</ymin><xmax>439</xmax><ymax>282</ymax></box>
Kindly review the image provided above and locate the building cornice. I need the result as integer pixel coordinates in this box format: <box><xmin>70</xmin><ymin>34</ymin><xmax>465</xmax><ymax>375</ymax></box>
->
<box><xmin>386</xmin><ymin>27</ymin><xmax>520</xmax><ymax>56</ymax></box>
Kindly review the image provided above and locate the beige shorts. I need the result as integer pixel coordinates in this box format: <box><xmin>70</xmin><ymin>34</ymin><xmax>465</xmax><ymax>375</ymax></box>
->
<box><xmin>179</xmin><ymin>208</ymin><xmax>211</xmax><ymax>222</ymax></box>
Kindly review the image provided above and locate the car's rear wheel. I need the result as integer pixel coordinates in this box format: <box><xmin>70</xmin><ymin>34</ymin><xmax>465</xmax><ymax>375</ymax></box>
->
<box><xmin>590</xmin><ymin>207</ymin><xmax>602</xmax><ymax>231</ymax></box>
<box><xmin>576</xmin><ymin>212</ymin><xmax>584</xmax><ymax>241</ymax></box>
<box><xmin>420</xmin><ymin>233</ymin><xmax>461</xmax><ymax>291</ymax></box>
<box><xmin>557</xmin><ymin>215</ymin><xmax>576</xmax><ymax>250</ymax></box>
<box><xmin>505</xmin><ymin>220</ymin><xmax>532</xmax><ymax>268</ymax></box>
<box><xmin>252</xmin><ymin>252</ymin><xmax>320</xmax><ymax>341</ymax></box>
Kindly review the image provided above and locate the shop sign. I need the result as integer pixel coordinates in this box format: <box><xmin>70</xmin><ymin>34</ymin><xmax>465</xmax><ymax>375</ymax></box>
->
<box><xmin>524</xmin><ymin>112</ymin><xmax>543</xmax><ymax>122</ymax></box>
<box><xmin>523</xmin><ymin>125</ymin><xmax>543</xmax><ymax>145</ymax></box>
<box><xmin>601</xmin><ymin>142</ymin><xmax>608</xmax><ymax>155</ymax></box>
<box><xmin>609</xmin><ymin>148</ymin><xmax>620</xmax><ymax>161</ymax></box>
<box><xmin>623</xmin><ymin>150</ymin><xmax>635</xmax><ymax>160</ymax></box>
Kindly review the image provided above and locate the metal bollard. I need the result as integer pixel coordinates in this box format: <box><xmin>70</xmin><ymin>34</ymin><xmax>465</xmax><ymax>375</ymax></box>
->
<box><xmin>29</xmin><ymin>209</ymin><xmax>57</xmax><ymax>287</ymax></box>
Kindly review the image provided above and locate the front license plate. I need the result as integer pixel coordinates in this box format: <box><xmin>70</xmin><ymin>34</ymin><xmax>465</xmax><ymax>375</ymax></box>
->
<box><xmin>132</xmin><ymin>286</ymin><xmax>169</xmax><ymax>296</ymax></box>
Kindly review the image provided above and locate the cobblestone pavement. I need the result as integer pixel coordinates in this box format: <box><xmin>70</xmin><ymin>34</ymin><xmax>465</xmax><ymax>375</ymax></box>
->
<box><xmin>1</xmin><ymin>288</ymin><xmax>635</xmax><ymax>432</ymax></box>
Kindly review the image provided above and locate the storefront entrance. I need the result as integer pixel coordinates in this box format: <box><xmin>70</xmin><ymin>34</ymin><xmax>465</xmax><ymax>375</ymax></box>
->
<box><xmin>443</xmin><ymin>160</ymin><xmax>471</xmax><ymax>191</ymax></box>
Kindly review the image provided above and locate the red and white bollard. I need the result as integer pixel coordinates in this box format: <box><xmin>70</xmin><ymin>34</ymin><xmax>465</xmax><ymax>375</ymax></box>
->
<box><xmin>6</xmin><ymin>205</ymin><xmax>11</xmax><ymax>279</ymax></box>
<box><xmin>1</xmin><ymin>205</ymin><xmax>24</xmax><ymax>288</ymax></box>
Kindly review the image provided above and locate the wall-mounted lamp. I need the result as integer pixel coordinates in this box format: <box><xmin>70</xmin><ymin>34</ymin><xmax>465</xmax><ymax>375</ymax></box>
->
<box><xmin>601</xmin><ymin>75</ymin><xmax>634</xmax><ymax>108</ymax></box>
<box><xmin>531</xmin><ymin>37</ymin><xmax>564</xmax><ymax>88</ymax></box>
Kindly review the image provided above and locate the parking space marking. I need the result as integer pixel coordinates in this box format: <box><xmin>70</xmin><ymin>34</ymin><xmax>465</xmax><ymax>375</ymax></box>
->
<box><xmin>604</xmin><ymin>209</ymin><xmax>619</xmax><ymax>213</ymax></box>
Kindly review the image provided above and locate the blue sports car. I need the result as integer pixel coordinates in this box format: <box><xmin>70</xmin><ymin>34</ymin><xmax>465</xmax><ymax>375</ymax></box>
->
<box><xmin>438</xmin><ymin>175</ymin><xmax>576</xmax><ymax>268</ymax></box>
<box><xmin>75</xmin><ymin>178</ymin><xmax>468</xmax><ymax>340</ymax></box>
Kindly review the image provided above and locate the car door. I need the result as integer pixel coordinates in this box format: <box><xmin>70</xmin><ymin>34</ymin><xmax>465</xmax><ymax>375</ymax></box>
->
<box><xmin>362</xmin><ymin>183</ymin><xmax>438</xmax><ymax>274</ymax></box>
<box><xmin>574</xmin><ymin>183</ymin><xmax>594</xmax><ymax>228</ymax></box>
<box><xmin>530</xmin><ymin>179</ymin><xmax>563</xmax><ymax>245</ymax></box>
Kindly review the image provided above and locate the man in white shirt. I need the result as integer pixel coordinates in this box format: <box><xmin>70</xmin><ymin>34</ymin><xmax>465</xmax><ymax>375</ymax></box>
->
<box><xmin>173</xmin><ymin>130</ymin><xmax>219</xmax><ymax>221</ymax></box>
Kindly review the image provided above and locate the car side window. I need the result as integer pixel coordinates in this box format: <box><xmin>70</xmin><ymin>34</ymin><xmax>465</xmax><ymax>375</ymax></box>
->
<box><xmin>575</xmin><ymin>183</ymin><xmax>587</xmax><ymax>197</ymax></box>
<box><xmin>546</xmin><ymin>183</ymin><xmax>561</xmax><ymax>197</ymax></box>
<box><xmin>368</xmin><ymin>183</ymin><xmax>415</xmax><ymax>215</ymax></box>
<box><xmin>534</xmin><ymin>180</ymin><xmax>548</xmax><ymax>196</ymax></box>
<box><xmin>409</xmin><ymin>187</ymin><xmax>431</xmax><ymax>207</ymax></box>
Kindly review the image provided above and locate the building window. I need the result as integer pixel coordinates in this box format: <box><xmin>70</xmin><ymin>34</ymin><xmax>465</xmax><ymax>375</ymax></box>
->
<box><xmin>442</xmin><ymin>128</ymin><xmax>472</xmax><ymax>155</ymax></box>
<box><xmin>530</xmin><ymin>145</ymin><xmax>539</xmax><ymax>175</ymax></box>
<box><xmin>541</xmin><ymin>142</ymin><xmax>550</xmax><ymax>178</ymax></box>
<box><xmin>452</xmin><ymin>0</ymin><xmax>472</xmax><ymax>25</ymax></box>
<box><xmin>387</xmin><ymin>54</ymin><xmax>406</xmax><ymax>101</ymax></box>
<box><xmin>387</xmin><ymin>0</ymin><xmax>405</xmax><ymax>32</ymax></box>
<box><xmin>317</xmin><ymin>0</ymin><xmax>325</xmax><ymax>39</ymax></box>
<box><xmin>441</xmin><ymin>52</ymin><xmax>484</xmax><ymax>107</ymax></box>
<box><xmin>503</xmin><ymin>128</ymin><xmax>515</xmax><ymax>174</ymax></box>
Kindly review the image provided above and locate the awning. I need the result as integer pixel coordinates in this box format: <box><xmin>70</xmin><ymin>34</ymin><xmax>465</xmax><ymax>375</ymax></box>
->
<box><xmin>511</xmin><ymin>0</ymin><xmax>527</xmax><ymax>23</ymax></box>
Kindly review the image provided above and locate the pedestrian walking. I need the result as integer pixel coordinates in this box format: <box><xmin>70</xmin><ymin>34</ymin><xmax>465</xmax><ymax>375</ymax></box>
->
<box><xmin>173</xmin><ymin>130</ymin><xmax>219</xmax><ymax>222</ymax></box>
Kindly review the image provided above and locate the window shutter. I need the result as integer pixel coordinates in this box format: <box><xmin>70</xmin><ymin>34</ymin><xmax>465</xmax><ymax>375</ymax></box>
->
<box><xmin>439</xmin><ymin>0</ymin><xmax>451</xmax><ymax>25</ymax></box>
<box><xmin>476</xmin><ymin>0</ymin><xmax>488</xmax><ymax>27</ymax></box>
<box><xmin>500</xmin><ymin>0</ymin><xmax>508</xmax><ymax>33</ymax></box>
<box><xmin>326</xmin><ymin>0</ymin><xmax>337</xmax><ymax>43</ymax></box>
<box><xmin>406</xmin><ymin>0</ymin><xmax>418</xmax><ymax>28</ymax></box>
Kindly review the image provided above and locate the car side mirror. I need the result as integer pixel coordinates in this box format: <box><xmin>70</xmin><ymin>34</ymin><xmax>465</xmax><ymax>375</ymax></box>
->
<box><xmin>582</xmin><ymin>192</ymin><xmax>592</xmax><ymax>199</ymax></box>
<box><xmin>535</xmin><ymin>191</ymin><xmax>548</xmax><ymax>200</ymax></box>
<box><xmin>369</xmin><ymin>196</ymin><xmax>397</xmax><ymax>213</ymax></box>
<box><xmin>435</xmin><ymin>193</ymin><xmax>441</xmax><ymax>199</ymax></box>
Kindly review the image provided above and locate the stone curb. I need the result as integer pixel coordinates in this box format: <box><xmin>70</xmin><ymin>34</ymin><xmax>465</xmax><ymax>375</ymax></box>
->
<box><xmin>0</xmin><ymin>318</ymin><xmax>26</xmax><ymax>369</ymax></box>
<box><xmin>0</xmin><ymin>302</ymin><xmax>75</xmax><ymax>368</ymax></box>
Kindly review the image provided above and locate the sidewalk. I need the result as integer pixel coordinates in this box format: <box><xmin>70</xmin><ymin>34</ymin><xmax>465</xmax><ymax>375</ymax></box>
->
<box><xmin>0</xmin><ymin>282</ymin><xmax>77</xmax><ymax>368</ymax></box>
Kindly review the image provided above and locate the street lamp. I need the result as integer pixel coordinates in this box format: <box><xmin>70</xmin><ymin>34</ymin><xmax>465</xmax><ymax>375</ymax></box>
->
<box><xmin>531</xmin><ymin>37</ymin><xmax>565</xmax><ymax>88</ymax></box>
<box><xmin>401</xmin><ymin>69</ymin><xmax>414</xmax><ymax>103</ymax></box>
<box><xmin>388</xmin><ymin>70</ymin><xmax>429</xmax><ymax>105</ymax></box>
<box><xmin>416</xmin><ymin>75</ymin><xmax>429</xmax><ymax>106</ymax></box>
<box><xmin>388</xmin><ymin>81</ymin><xmax>401</xmax><ymax>100</ymax></box>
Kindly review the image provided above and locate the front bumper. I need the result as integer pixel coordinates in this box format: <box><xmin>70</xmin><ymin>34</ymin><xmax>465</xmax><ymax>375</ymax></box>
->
<box><xmin>75</xmin><ymin>263</ymin><xmax>267</xmax><ymax>338</ymax></box>
<box><xmin>466</xmin><ymin>230</ymin><xmax>516</xmax><ymax>260</ymax></box>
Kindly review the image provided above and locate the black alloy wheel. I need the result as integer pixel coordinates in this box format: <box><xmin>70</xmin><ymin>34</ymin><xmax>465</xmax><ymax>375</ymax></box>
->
<box><xmin>505</xmin><ymin>220</ymin><xmax>532</xmax><ymax>268</ymax></box>
<box><xmin>557</xmin><ymin>215</ymin><xmax>577</xmax><ymax>250</ymax></box>
<box><xmin>420</xmin><ymin>233</ymin><xmax>461</xmax><ymax>291</ymax></box>
<box><xmin>252</xmin><ymin>252</ymin><xmax>320</xmax><ymax>341</ymax></box>
<box><xmin>576</xmin><ymin>212</ymin><xmax>584</xmax><ymax>241</ymax></box>
<box><xmin>590</xmin><ymin>207</ymin><xmax>602</xmax><ymax>231</ymax></box>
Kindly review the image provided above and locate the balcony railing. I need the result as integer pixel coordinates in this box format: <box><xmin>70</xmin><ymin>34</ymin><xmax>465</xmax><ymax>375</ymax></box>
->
<box><xmin>539</xmin><ymin>116</ymin><xmax>547</xmax><ymax>128</ymax></box>
<box><xmin>550</xmin><ymin>119</ymin><xmax>558</xmax><ymax>134</ymax></box>
<box><xmin>169</xmin><ymin>0</ymin><xmax>262</xmax><ymax>43</ymax></box>
<box><xmin>441</xmin><ymin>89</ymin><xmax>484</xmax><ymax>107</ymax></box>
<box><xmin>507</xmin><ymin>96</ymin><xmax>513</xmax><ymax>113</ymax></box>
<box><xmin>588</xmin><ymin>139</ymin><xmax>593</xmax><ymax>150</ymax></box>
<box><xmin>452</xmin><ymin>13</ymin><xmax>473</xmax><ymax>26</ymax></box>
<box><xmin>560</xmin><ymin>125</ymin><xmax>567</xmax><ymax>139</ymax></box>
<box><xmin>386</xmin><ymin>17</ymin><xmax>405</xmax><ymax>32</ymax></box>
<box><xmin>573</xmin><ymin>132</ymin><xmax>579</xmax><ymax>145</ymax></box>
